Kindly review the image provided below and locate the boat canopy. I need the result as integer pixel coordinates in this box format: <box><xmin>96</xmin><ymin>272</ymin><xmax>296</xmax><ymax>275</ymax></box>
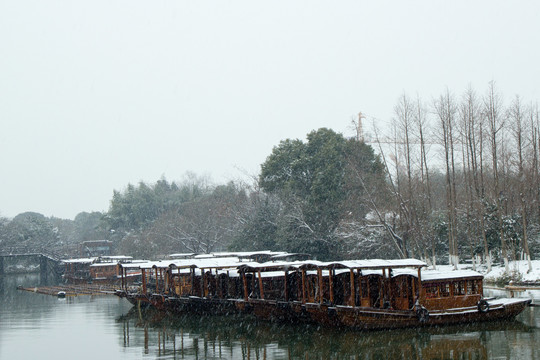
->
<box><xmin>421</xmin><ymin>269</ymin><xmax>483</xmax><ymax>282</ymax></box>
<box><xmin>62</xmin><ymin>257</ymin><xmax>97</xmax><ymax>264</ymax></box>
<box><xmin>193</xmin><ymin>251</ymin><xmax>288</xmax><ymax>259</ymax></box>
<box><xmin>238</xmin><ymin>259</ymin><xmax>427</xmax><ymax>273</ymax></box>
<box><xmin>168</xmin><ymin>257</ymin><xmax>244</xmax><ymax>270</ymax></box>
<box><xmin>321</xmin><ymin>259</ymin><xmax>426</xmax><ymax>270</ymax></box>
<box><xmin>118</xmin><ymin>256</ymin><xmax>429</xmax><ymax>277</ymax></box>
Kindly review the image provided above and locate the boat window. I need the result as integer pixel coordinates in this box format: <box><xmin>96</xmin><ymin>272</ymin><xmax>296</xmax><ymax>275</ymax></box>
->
<box><xmin>361</xmin><ymin>278</ymin><xmax>368</xmax><ymax>298</ymax></box>
<box><xmin>307</xmin><ymin>275</ymin><xmax>318</xmax><ymax>301</ymax></box>
<box><xmin>467</xmin><ymin>280</ymin><xmax>477</xmax><ymax>295</ymax></box>
<box><xmin>439</xmin><ymin>283</ymin><xmax>450</xmax><ymax>297</ymax></box>
<box><xmin>425</xmin><ymin>284</ymin><xmax>438</xmax><ymax>298</ymax></box>
<box><xmin>455</xmin><ymin>281</ymin><xmax>465</xmax><ymax>296</ymax></box>
<box><xmin>393</xmin><ymin>279</ymin><xmax>402</xmax><ymax>298</ymax></box>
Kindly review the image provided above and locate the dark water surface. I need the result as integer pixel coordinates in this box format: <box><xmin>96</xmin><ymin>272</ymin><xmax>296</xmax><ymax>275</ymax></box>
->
<box><xmin>1</xmin><ymin>274</ymin><xmax>539</xmax><ymax>359</ymax></box>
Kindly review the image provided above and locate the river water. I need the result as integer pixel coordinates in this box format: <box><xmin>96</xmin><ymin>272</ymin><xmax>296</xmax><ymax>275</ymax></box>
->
<box><xmin>1</xmin><ymin>274</ymin><xmax>539</xmax><ymax>359</ymax></box>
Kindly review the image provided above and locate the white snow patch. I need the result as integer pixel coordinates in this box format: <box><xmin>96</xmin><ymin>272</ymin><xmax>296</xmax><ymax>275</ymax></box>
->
<box><xmin>435</xmin><ymin>260</ymin><xmax>540</xmax><ymax>283</ymax></box>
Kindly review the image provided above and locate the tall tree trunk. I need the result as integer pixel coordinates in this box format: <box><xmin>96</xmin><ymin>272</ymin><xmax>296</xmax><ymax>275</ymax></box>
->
<box><xmin>484</xmin><ymin>82</ymin><xmax>509</xmax><ymax>273</ymax></box>
<box><xmin>463</xmin><ymin>88</ymin><xmax>491</xmax><ymax>271</ymax></box>
<box><xmin>435</xmin><ymin>89</ymin><xmax>459</xmax><ymax>270</ymax></box>
<box><xmin>415</xmin><ymin>96</ymin><xmax>436</xmax><ymax>268</ymax></box>
<box><xmin>395</xmin><ymin>93</ymin><xmax>423</xmax><ymax>257</ymax></box>
<box><xmin>510</xmin><ymin>96</ymin><xmax>532</xmax><ymax>272</ymax></box>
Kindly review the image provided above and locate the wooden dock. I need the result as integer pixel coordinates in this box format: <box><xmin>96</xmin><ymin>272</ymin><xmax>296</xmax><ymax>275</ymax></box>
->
<box><xmin>18</xmin><ymin>284</ymin><xmax>119</xmax><ymax>297</ymax></box>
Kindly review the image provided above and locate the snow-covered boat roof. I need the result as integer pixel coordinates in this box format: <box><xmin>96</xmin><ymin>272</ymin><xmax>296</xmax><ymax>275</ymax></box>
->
<box><xmin>118</xmin><ymin>260</ymin><xmax>162</xmax><ymax>270</ymax></box>
<box><xmin>62</xmin><ymin>255</ymin><xmax>135</xmax><ymax>265</ymax></box>
<box><xmin>90</xmin><ymin>262</ymin><xmax>121</xmax><ymax>268</ymax></box>
<box><xmin>322</xmin><ymin>259</ymin><xmax>427</xmax><ymax>269</ymax></box>
<box><xmin>115</xmin><ymin>254</ymin><xmax>486</xmax><ymax>284</ymax></box>
<box><xmin>238</xmin><ymin>261</ymin><xmax>303</xmax><ymax>272</ymax></box>
<box><xmin>193</xmin><ymin>251</ymin><xmax>289</xmax><ymax>259</ymax></box>
<box><xmin>169</xmin><ymin>257</ymin><xmax>245</xmax><ymax>270</ymax></box>
<box><xmin>168</xmin><ymin>253</ymin><xmax>196</xmax><ymax>259</ymax></box>
<box><xmin>270</xmin><ymin>252</ymin><xmax>310</xmax><ymax>260</ymax></box>
<box><xmin>239</xmin><ymin>259</ymin><xmax>426</xmax><ymax>272</ymax></box>
<box><xmin>62</xmin><ymin>257</ymin><xmax>97</xmax><ymax>264</ymax></box>
<box><xmin>421</xmin><ymin>269</ymin><xmax>483</xmax><ymax>282</ymax></box>
<box><xmin>99</xmin><ymin>255</ymin><xmax>133</xmax><ymax>261</ymax></box>
<box><xmin>121</xmin><ymin>257</ymin><xmax>248</xmax><ymax>270</ymax></box>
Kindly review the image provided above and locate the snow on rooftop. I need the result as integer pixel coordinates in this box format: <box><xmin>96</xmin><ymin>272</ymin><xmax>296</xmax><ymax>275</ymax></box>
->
<box><xmin>90</xmin><ymin>262</ymin><xmax>120</xmax><ymax>267</ymax></box>
<box><xmin>168</xmin><ymin>253</ymin><xmax>195</xmax><ymax>259</ymax></box>
<box><xmin>62</xmin><ymin>257</ymin><xmax>97</xmax><ymax>264</ymax></box>
<box><xmin>193</xmin><ymin>251</ymin><xmax>288</xmax><ymax>259</ymax></box>
<box><xmin>129</xmin><ymin>257</ymin><xmax>247</xmax><ymax>270</ymax></box>
<box><xmin>323</xmin><ymin>259</ymin><xmax>426</xmax><ymax>269</ymax></box>
<box><xmin>238</xmin><ymin>259</ymin><xmax>427</xmax><ymax>272</ymax></box>
<box><xmin>100</xmin><ymin>255</ymin><xmax>132</xmax><ymax>260</ymax></box>
<box><xmin>170</xmin><ymin>257</ymin><xmax>244</xmax><ymax>269</ymax></box>
<box><xmin>238</xmin><ymin>261</ymin><xmax>309</xmax><ymax>271</ymax></box>
<box><xmin>421</xmin><ymin>269</ymin><xmax>483</xmax><ymax>282</ymax></box>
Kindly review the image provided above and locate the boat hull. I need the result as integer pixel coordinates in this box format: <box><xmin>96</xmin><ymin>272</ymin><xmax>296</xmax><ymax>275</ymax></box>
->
<box><xmin>242</xmin><ymin>297</ymin><xmax>532</xmax><ymax>330</ymax></box>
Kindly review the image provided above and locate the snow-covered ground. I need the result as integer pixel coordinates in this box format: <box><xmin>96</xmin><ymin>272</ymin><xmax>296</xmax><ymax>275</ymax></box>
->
<box><xmin>432</xmin><ymin>260</ymin><xmax>540</xmax><ymax>284</ymax></box>
<box><xmin>482</xmin><ymin>260</ymin><xmax>540</xmax><ymax>284</ymax></box>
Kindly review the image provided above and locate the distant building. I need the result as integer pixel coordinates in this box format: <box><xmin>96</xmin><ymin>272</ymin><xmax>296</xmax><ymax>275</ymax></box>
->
<box><xmin>79</xmin><ymin>240</ymin><xmax>113</xmax><ymax>257</ymax></box>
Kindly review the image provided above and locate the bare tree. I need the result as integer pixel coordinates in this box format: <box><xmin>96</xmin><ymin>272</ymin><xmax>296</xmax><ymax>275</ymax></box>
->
<box><xmin>484</xmin><ymin>82</ymin><xmax>509</xmax><ymax>272</ymax></box>
<box><xmin>460</xmin><ymin>86</ymin><xmax>491</xmax><ymax>271</ymax></box>
<box><xmin>530</xmin><ymin>103</ymin><xmax>540</xmax><ymax>225</ymax></box>
<box><xmin>413</xmin><ymin>95</ymin><xmax>436</xmax><ymax>268</ymax></box>
<box><xmin>370</xmin><ymin>123</ymin><xmax>409</xmax><ymax>258</ymax></box>
<box><xmin>434</xmin><ymin>89</ymin><xmax>459</xmax><ymax>269</ymax></box>
<box><xmin>508</xmin><ymin>95</ymin><xmax>533</xmax><ymax>272</ymax></box>
<box><xmin>394</xmin><ymin>93</ymin><xmax>423</xmax><ymax>257</ymax></box>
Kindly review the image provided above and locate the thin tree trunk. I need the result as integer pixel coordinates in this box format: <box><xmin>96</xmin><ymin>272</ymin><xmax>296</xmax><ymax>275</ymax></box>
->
<box><xmin>435</xmin><ymin>89</ymin><xmax>459</xmax><ymax>270</ymax></box>
<box><xmin>485</xmin><ymin>82</ymin><xmax>509</xmax><ymax>272</ymax></box>
<box><xmin>510</xmin><ymin>96</ymin><xmax>533</xmax><ymax>272</ymax></box>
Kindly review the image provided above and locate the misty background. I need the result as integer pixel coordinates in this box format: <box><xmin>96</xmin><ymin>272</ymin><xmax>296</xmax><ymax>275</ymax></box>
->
<box><xmin>2</xmin><ymin>1</ymin><xmax>539</xmax><ymax>219</ymax></box>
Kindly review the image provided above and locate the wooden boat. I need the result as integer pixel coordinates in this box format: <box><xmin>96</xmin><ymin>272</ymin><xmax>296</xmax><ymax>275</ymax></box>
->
<box><xmin>236</xmin><ymin>260</ymin><xmax>531</xmax><ymax>329</ymax></box>
<box><xmin>115</xmin><ymin>255</ymin><xmax>531</xmax><ymax>330</ymax></box>
<box><xmin>63</xmin><ymin>256</ymin><xmax>140</xmax><ymax>284</ymax></box>
<box><xmin>116</xmin><ymin>255</ymin><xmax>255</xmax><ymax>312</ymax></box>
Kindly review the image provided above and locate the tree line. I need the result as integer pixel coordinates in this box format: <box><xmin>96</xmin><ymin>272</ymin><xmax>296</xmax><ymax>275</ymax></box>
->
<box><xmin>372</xmin><ymin>82</ymin><xmax>540</xmax><ymax>272</ymax></box>
<box><xmin>0</xmin><ymin>129</ymin><xmax>387</xmax><ymax>261</ymax></box>
<box><xmin>1</xmin><ymin>83</ymin><xmax>538</xmax><ymax>272</ymax></box>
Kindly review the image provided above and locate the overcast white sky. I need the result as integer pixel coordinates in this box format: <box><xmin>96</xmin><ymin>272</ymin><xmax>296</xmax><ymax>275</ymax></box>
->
<box><xmin>1</xmin><ymin>1</ymin><xmax>539</xmax><ymax>220</ymax></box>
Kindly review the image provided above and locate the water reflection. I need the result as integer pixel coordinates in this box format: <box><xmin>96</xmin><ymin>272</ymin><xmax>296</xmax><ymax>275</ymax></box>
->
<box><xmin>117</xmin><ymin>306</ymin><xmax>538</xmax><ymax>360</ymax></box>
<box><xmin>1</xmin><ymin>274</ymin><xmax>539</xmax><ymax>360</ymax></box>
